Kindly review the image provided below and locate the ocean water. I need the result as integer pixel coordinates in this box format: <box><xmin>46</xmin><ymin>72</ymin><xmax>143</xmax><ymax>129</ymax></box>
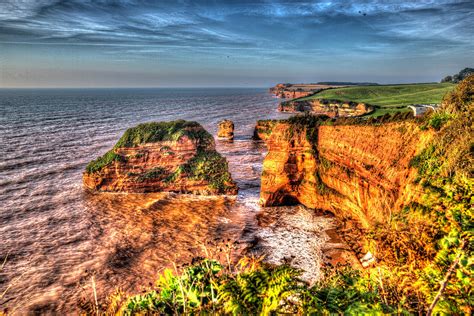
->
<box><xmin>0</xmin><ymin>88</ymin><xmax>336</xmax><ymax>313</ymax></box>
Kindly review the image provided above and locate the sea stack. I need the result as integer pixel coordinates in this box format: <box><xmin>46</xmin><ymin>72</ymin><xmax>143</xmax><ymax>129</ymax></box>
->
<box><xmin>83</xmin><ymin>120</ymin><xmax>238</xmax><ymax>195</ymax></box>
<box><xmin>217</xmin><ymin>119</ymin><xmax>234</xmax><ymax>140</ymax></box>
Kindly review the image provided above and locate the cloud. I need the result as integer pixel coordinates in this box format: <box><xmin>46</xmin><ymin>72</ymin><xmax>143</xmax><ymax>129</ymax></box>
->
<box><xmin>0</xmin><ymin>0</ymin><xmax>60</xmax><ymax>20</ymax></box>
<box><xmin>0</xmin><ymin>0</ymin><xmax>472</xmax><ymax>88</ymax></box>
<box><xmin>0</xmin><ymin>0</ymin><xmax>472</xmax><ymax>51</ymax></box>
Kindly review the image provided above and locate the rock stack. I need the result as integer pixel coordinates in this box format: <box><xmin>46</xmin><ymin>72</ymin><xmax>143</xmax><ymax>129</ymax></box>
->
<box><xmin>217</xmin><ymin>119</ymin><xmax>234</xmax><ymax>140</ymax></box>
<box><xmin>83</xmin><ymin>120</ymin><xmax>238</xmax><ymax>195</ymax></box>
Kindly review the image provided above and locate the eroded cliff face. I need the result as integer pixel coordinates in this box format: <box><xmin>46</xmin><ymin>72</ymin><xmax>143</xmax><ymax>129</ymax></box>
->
<box><xmin>83</xmin><ymin>121</ymin><xmax>238</xmax><ymax>195</ymax></box>
<box><xmin>259</xmin><ymin>117</ymin><xmax>434</xmax><ymax>228</ymax></box>
<box><xmin>279</xmin><ymin>99</ymin><xmax>373</xmax><ymax>117</ymax></box>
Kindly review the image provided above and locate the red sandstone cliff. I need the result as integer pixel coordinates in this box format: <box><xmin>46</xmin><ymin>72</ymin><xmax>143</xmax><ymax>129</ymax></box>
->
<box><xmin>269</xmin><ymin>83</ymin><xmax>344</xmax><ymax>99</ymax></box>
<box><xmin>279</xmin><ymin>99</ymin><xmax>373</xmax><ymax>117</ymax></box>
<box><xmin>258</xmin><ymin>116</ymin><xmax>434</xmax><ymax>228</ymax></box>
<box><xmin>83</xmin><ymin>120</ymin><xmax>238</xmax><ymax>195</ymax></box>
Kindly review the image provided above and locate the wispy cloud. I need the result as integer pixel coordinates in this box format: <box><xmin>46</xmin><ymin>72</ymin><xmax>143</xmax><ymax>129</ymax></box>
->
<box><xmin>0</xmin><ymin>1</ymin><xmax>472</xmax><ymax>87</ymax></box>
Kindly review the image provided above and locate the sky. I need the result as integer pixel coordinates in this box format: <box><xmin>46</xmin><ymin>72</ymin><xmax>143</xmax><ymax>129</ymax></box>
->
<box><xmin>0</xmin><ymin>0</ymin><xmax>473</xmax><ymax>88</ymax></box>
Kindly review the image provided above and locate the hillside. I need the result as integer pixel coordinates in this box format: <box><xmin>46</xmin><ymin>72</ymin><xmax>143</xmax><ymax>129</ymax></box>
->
<box><xmin>297</xmin><ymin>83</ymin><xmax>455</xmax><ymax>115</ymax></box>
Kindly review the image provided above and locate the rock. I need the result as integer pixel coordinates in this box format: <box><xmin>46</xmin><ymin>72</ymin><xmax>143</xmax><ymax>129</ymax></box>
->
<box><xmin>279</xmin><ymin>99</ymin><xmax>373</xmax><ymax>117</ymax></box>
<box><xmin>360</xmin><ymin>251</ymin><xmax>375</xmax><ymax>268</ymax></box>
<box><xmin>269</xmin><ymin>83</ymin><xmax>345</xmax><ymax>99</ymax></box>
<box><xmin>253</xmin><ymin>120</ymin><xmax>277</xmax><ymax>141</ymax></box>
<box><xmin>258</xmin><ymin>115</ymin><xmax>434</xmax><ymax>228</ymax></box>
<box><xmin>217</xmin><ymin>120</ymin><xmax>234</xmax><ymax>140</ymax></box>
<box><xmin>83</xmin><ymin>120</ymin><xmax>238</xmax><ymax>195</ymax></box>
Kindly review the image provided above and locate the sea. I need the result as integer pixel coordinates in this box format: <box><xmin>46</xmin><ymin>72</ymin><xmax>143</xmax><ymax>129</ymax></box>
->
<box><xmin>0</xmin><ymin>88</ymin><xmax>335</xmax><ymax>313</ymax></box>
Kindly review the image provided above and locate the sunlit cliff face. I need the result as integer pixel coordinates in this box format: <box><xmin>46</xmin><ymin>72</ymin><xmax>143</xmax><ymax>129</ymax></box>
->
<box><xmin>258</xmin><ymin>119</ymin><xmax>434</xmax><ymax>228</ymax></box>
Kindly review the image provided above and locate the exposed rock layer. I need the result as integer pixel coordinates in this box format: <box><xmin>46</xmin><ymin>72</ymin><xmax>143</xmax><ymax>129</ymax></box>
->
<box><xmin>258</xmin><ymin>117</ymin><xmax>433</xmax><ymax>228</ymax></box>
<box><xmin>269</xmin><ymin>83</ymin><xmax>345</xmax><ymax>99</ymax></box>
<box><xmin>83</xmin><ymin>120</ymin><xmax>238</xmax><ymax>195</ymax></box>
<box><xmin>279</xmin><ymin>99</ymin><xmax>373</xmax><ymax>117</ymax></box>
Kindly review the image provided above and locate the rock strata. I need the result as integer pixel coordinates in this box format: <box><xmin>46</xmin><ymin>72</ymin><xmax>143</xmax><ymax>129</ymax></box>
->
<box><xmin>83</xmin><ymin>120</ymin><xmax>238</xmax><ymax>195</ymax></box>
<box><xmin>269</xmin><ymin>83</ymin><xmax>345</xmax><ymax>99</ymax></box>
<box><xmin>258</xmin><ymin>115</ymin><xmax>434</xmax><ymax>228</ymax></box>
<box><xmin>280</xmin><ymin>99</ymin><xmax>373</xmax><ymax>117</ymax></box>
<box><xmin>217</xmin><ymin>119</ymin><xmax>234</xmax><ymax>140</ymax></box>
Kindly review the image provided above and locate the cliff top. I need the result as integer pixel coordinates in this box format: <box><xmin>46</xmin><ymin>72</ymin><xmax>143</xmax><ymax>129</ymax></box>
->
<box><xmin>296</xmin><ymin>82</ymin><xmax>454</xmax><ymax>106</ymax></box>
<box><xmin>114</xmin><ymin>120</ymin><xmax>214</xmax><ymax>148</ymax></box>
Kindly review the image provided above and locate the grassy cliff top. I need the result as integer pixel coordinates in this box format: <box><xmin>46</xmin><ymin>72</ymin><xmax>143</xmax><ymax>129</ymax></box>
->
<box><xmin>114</xmin><ymin>120</ymin><xmax>213</xmax><ymax>148</ymax></box>
<box><xmin>85</xmin><ymin>120</ymin><xmax>214</xmax><ymax>174</ymax></box>
<box><xmin>297</xmin><ymin>83</ymin><xmax>455</xmax><ymax>107</ymax></box>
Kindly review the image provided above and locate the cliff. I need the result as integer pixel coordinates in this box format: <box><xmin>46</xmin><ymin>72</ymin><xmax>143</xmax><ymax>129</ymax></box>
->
<box><xmin>269</xmin><ymin>83</ymin><xmax>344</xmax><ymax>99</ymax></box>
<box><xmin>258</xmin><ymin>115</ymin><xmax>434</xmax><ymax>228</ymax></box>
<box><xmin>83</xmin><ymin>120</ymin><xmax>238</xmax><ymax>195</ymax></box>
<box><xmin>279</xmin><ymin>99</ymin><xmax>373</xmax><ymax>117</ymax></box>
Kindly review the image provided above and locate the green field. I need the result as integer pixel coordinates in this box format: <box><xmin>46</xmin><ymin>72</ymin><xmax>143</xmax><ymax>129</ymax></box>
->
<box><xmin>297</xmin><ymin>83</ymin><xmax>455</xmax><ymax>116</ymax></box>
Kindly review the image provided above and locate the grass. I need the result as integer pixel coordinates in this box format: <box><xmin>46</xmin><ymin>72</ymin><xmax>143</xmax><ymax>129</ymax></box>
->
<box><xmin>297</xmin><ymin>83</ymin><xmax>455</xmax><ymax>112</ymax></box>
<box><xmin>86</xmin><ymin>120</ymin><xmax>216</xmax><ymax>175</ymax></box>
<box><xmin>181</xmin><ymin>150</ymin><xmax>235</xmax><ymax>192</ymax></box>
<box><xmin>114</xmin><ymin>120</ymin><xmax>213</xmax><ymax>149</ymax></box>
<box><xmin>364</xmin><ymin>107</ymin><xmax>412</xmax><ymax>117</ymax></box>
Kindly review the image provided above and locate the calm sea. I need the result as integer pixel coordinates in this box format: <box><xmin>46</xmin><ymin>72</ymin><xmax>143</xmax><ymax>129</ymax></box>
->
<box><xmin>0</xmin><ymin>88</ymin><xmax>334</xmax><ymax>313</ymax></box>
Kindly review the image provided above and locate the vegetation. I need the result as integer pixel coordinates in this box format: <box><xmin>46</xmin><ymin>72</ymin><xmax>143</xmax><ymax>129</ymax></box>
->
<box><xmin>85</xmin><ymin>150</ymin><xmax>124</xmax><ymax>174</ymax></box>
<box><xmin>151</xmin><ymin>149</ymin><xmax>236</xmax><ymax>192</ymax></box>
<box><xmin>294</xmin><ymin>83</ymin><xmax>455</xmax><ymax>117</ymax></box>
<box><xmin>85</xmin><ymin>255</ymin><xmax>400</xmax><ymax>315</ymax></box>
<box><xmin>181</xmin><ymin>150</ymin><xmax>235</xmax><ymax>192</ymax></box>
<box><xmin>85</xmin><ymin>120</ymin><xmax>215</xmax><ymax>175</ymax></box>
<box><xmin>441</xmin><ymin>67</ymin><xmax>473</xmax><ymax>83</ymax></box>
<box><xmin>137</xmin><ymin>167</ymin><xmax>168</xmax><ymax>182</ymax></box>
<box><xmin>114</xmin><ymin>120</ymin><xmax>213</xmax><ymax>149</ymax></box>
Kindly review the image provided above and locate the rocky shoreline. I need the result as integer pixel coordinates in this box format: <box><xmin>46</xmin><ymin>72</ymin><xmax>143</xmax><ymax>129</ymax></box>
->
<box><xmin>83</xmin><ymin>95</ymin><xmax>436</xmax><ymax>271</ymax></box>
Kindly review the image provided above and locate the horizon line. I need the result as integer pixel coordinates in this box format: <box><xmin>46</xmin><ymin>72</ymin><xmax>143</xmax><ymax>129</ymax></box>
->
<box><xmin>0</xmin><ymin>81</ymin><xmax>446</xmax><ymax>90</ymax></box>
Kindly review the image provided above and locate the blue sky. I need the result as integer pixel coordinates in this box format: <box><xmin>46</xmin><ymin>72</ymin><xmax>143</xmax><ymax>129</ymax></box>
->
<box><xmin>0</xmin><ymin>0</ymin><xmax>473</xmax><ymax>87</ymax></box>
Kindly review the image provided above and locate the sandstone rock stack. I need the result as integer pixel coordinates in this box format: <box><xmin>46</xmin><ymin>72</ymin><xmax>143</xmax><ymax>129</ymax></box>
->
<box><xmin>217</xmin><ymin>119</ymin><xmax>234</xmax><ymax>140</ymax></box>
<box><xmin>83</xmin><ymin>120</ymin><xmax>238</xmax><ymax>195</ymax></box>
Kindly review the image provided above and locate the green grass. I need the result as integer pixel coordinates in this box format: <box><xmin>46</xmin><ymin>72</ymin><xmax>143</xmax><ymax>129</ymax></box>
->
<box><xmin>115</xmin><ymin>120</ymin><xmax>213</xmax><ymax>149</ymax></box>
<box><xmin>298</xmin><ymin>83</ymin><xmax>455</xmax><ymax>107</ymax></box>
<box><xmin>181</xmin><ymin>150</ymin><xmax>235</xmax><ymax>191</ymax></box>
<box><xmin>86</xmin><ymin>120</ymin><xmax>215</xmax><ymax>175</ymax></box>
<box><xmin>364</xmin><ymin>107</ymin><xmax>412</xmax><ymax>117</ymax></box>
